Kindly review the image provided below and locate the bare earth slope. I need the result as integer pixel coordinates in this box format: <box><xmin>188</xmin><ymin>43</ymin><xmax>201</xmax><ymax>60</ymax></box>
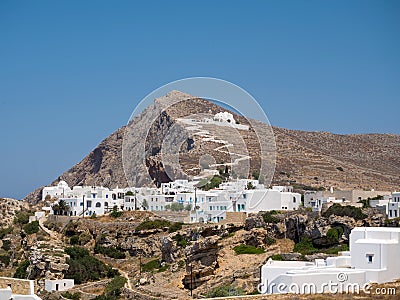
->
<box><xmin>24</xmin><ymin>92</ymin><xmax>399</xmax><ymax>203</ymax></box>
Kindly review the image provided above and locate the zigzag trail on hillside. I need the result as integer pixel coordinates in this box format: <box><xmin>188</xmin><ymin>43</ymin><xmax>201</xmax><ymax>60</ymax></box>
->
<box><xmin>23</xmin><ymin>91</ymin><xmax>400</xmax><ymax>203</ymax></box>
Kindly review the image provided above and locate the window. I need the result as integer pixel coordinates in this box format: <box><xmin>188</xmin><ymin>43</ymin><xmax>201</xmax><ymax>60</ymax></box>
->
<box><xmin>395</xmin><ymin>210</ymin><xmax>398</xmax><ymax>218</ymax></box>
<box><xmin>95</xmin><ymin>202</ymin><xmax>101</xmax><ymax>208</ymax></box>
<box><xmin>366</xmin><ymin>254</ymin><xmax>374</xmax><ymax>264</ymax></box>
<box><xmin>390</xmin><ymin>210</ymin><xmax>393</xmax><ymax>218</ymax></box>
<box><xmin>293</xmin><ymin>197</ymin><xmax>296</xmax><ymax>203</ymax></box>
<box><xmin>106</xmin><ymin>195</ymin><xmax>109</xmax><ymax>199</ymax></box>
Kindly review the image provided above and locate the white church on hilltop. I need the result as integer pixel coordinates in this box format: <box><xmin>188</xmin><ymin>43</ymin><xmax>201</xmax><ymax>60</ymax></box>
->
<box><xmin>260</xmin><ymin>227</ymin><xmax>400</xmax><ymax>294</ymax></box>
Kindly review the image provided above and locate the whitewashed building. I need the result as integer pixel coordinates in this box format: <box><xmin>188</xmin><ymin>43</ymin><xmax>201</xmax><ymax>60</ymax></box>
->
<box><xmin>304</xmin><ymin>188</ymin><xmax>391</xmax><ymax>212</ymax></box>
<box><xmin>43</xmin><ymin>179</ymin><xmax>300</xmax><ymax>221</ymax></box>
<box><xmin>386</xmin><ymin>192</ymin><xmax>400</xmax><ymax>219</ymax></box>
<box><xmin>260</xmin><ymin>227</ymin><xmax>400</xmax><ymax>294</ymax></box>
<box><xmin>45</xmin><ymin>279</ymin><xmax>74</xmax><ymax>292</ymax></box>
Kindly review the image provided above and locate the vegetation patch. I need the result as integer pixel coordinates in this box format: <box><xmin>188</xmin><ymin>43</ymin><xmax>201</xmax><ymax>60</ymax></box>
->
<box><xmin>1</xmin><ymin>239</ymin><xmax>11</xmax><ymax>251</ymax></box>
<box><xmin>141</xmin><ymin>259</ymin><xmax>169</xmax><ymax>273</ymax></box>
<box><xmin>64</xmin><ymin>246</ymin><xmax>119</xmax><ymax>284</ymax></box>
<box><xmin>205</xmin><ymin>284</ymin><xmax>245</xmax><ymax>297</ymax></box>
<box><xmin>262</xmin><ymin>211</ymin><xmax>280</xmax><ymax>224</ymax></box>
<box><xmin>168</xmin><ymin>222</ymin><xmax>183</xmax><ymax>233</ymax></box>
<box><xmin>323</xmin><ymin>244</ymin><xmax>349</xmax><ymax>255</ymax></box>
<box><xmin>94</xmin><ymin>244</ymin><xmax>126</xmax><ymax>259</ymax></box>
<box><xmin>268</xmin><ymin>254</ymin><xmax>284</xmax><ymax>261</ymax></box>
<box><xmin>322</xmin><ymin>203</ymin><xmax>367</xmax><ymax>220</ymax></box>
<box><xmin>136</xmin><ymin>219</ymin><xmax>182</xmax><ymax>233</ymax></box>
<box><xmin>0</xmin><ymin>254</ymin><xmax>10</xmax><ymax>266</ymax></box>
<box><xmin>293</xmin><ymin>237</ymin><xmax>318</xmax><ymax>255</ymax></box>
<box><xmin>172</xmin><ymin>234</ymin><xmax>188</xmax><ymax>248</ymax></box>
<box><xmin>0</xmin><ymin>226</ymin><xmax>13</xmax><ymax>239</ymax></box>
<box><xmin>23</xmin><ymin>221</ymin><xmax>39</xmax><ymax>235</ymax></box>
<box><xmin>201</xmin><ymin>176</ymin><xmax>223</xmax><ymax>191</ymax></box>
<box><xmin>62</xmin><ymin>291</ymin><xmax>81</xmax><ymax>300</ymax></box>
<box><xmin>326</xmin><ymin>227</ymin><xmax>343</xmax><ymax>244</ymax></box>
<box><xmin>233</xmin><ymin>244</ymin><xmax>265</xmax><ymax>255</ymax></box>
<box><xmin>14</xmin><ymin>211</ymin><xmax>33</xmax><ymax>225</ymax></box>
<box><xmin>165</xmin><ymin>203</ymin><xmax>191</xmax><ymax>211</ymax></box>
<box><xmin>109</xmin><ymin>206</ymin><xmax>123</xmax><ymax>218</ymax></box>
<box><xmin>265</xmin><ymin>236</ymin><xmax>276</xmax><ymax>246</ymax></box>
<box><xmin>93</xmin><ymin>275</ymin><xmax>127</xmax><ymax>300</ymax></box>
<box><xmin>14</xmin><ymin>260</ymin><xmax>30</xmax><ymax>279</ymax></box>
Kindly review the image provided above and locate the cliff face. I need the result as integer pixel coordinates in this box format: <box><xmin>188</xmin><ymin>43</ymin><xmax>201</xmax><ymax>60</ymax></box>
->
<box><xmin>24</xmin><ymin>91</ymin><xmax>400</xmax><ymax>203</ymax></box>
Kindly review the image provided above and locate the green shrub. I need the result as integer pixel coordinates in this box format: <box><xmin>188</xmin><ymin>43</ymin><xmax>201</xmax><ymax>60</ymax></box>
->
<box><xmin>233</xmin><ymin>244</ymin><xmax>265</xmax><ymax>255</ymax></box>
<box><xmin>262</xmin><ymin>212</ymin><xmax>280</xmax><ymax>224</ymax></box>
<box><xmin>206</xmin><ymin>285</ymin><xmax>244</xmax><ymax>297</ymax></box>
<box><xmin>158</xmin><ymin>264</ymin><xmax>169</xmax><ymax>272</ymax></box>
<box><xmin>323</xmin><ymin>244</ymin><xmax>349</xmax><ymax>255</ymax></box>
<box><xmin>1</xmin><ymin>239</ymin><xmax>11</xmax><ymax>251</ymax></box>
<box><xmin>94</xmin><ymin>244</ymin><xmax>126</xmax><ymax>259</ymax></box>
<box><xmin>168</xmin><ymin>222</ymin><xmax>183</xmax><ymax>233</ymax></box>
<box><xmin>327</xmin><ymin>228</ymin><xmax>341</xmax><ymax>243</ymax></box>
<box><xmin>14</xmin><ymin>260</ymin><xmax>30</xmax><ymax>279</ymax></box>
<box><xmin>172</xmin><ymin>234</ymin><xmax>188</xmax><ymax>248</ymax></box>
<box><xmin>142</xmin><ymin>259</ymin><xmax>161</xmax><ymax>272</ymax></box>
<box><xmin>64</xmin><ymin>246</ymin><xmax>116</xmax><ymax>284</ymax></box>
<box><xmin>0</xmin><ymin>254</ymin><xmax>10</xmax><ymax>266</ymax></box>
<box><xmin>202</xmin><ymin>176</ymin><xmax>223</xmax><ymax>191</ymax></box>
<box><xmin>14</xmin><ymin>211</ymin><xmax>32</xmax><ymax>225</ymax></box>
<box><xmin>322</xmin><ymin>203</ymin><xmax>367</xmax><ymax>220</ymax></box>
<box><xmin>109</xmin><ymin>206</ymin><xmax>123</xmax><ymax>218</ymax></box>
<box><xmin>62</xmin><ymin>291</ymin><xmax>81</xmax><ymax>300</ymax></box>
<box><xmin>268</xmin><ymin>254</ymin><xmax>284</xmax><ymax>261</ymax></box>
<box><xmin>70</xmin><ymin>235</ymin><xmax>80</xmax><ymax>245</ymax></box>
<box><xmin>136</xmin><ymin>219</ymin><xmax>171</xmax><ymax>231</ymax></box>
<box><xmin>265</xmin><ymin>236</ymin><xmax>276</xmax><ymax>246</ymax></box>
<box><xmin>0</xmin><ymin>227</ymin><xmax>13</xmax><ymax>239</ymax></box>
<box><xmin>294</xmin><ymin>237</ymin><xmax>318</xmax><ymax>255</ymax></box>
<box><xmin>104</xmin><ymin>275</ymin><xmax>127</xmax><ymax>297</ymax></box>
<box><xmin>23</xmin><ymin>221</ymin><xmax>39</xmax><ymax>234</ymax></box>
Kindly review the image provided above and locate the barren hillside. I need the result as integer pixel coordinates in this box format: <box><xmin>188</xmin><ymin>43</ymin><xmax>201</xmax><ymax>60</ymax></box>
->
<box><xmin>24</xmin><ymin>91</ymin><xmax>399</xmax><ymax>203</ymax></box>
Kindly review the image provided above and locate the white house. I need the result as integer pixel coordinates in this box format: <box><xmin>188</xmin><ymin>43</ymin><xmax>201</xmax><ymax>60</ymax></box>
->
<box><xmin>260</xmin><ymin>227</ymin><xmax>400</xmax><ymax>294</ymax></box>
<box><xmin>190</xmin><ymin>181</ymin><xmax>301</xmax><ymax>223</ymax></box>
<box><xmin>385</xmin><ymin>192</ymin><xmax>400</xmax><ymax>219</ymax></box>
<box><xmin>43</xmin><ymin>179</ymin><xmax>300</xmax><ymax>222</ymax></box>
<box><xmin>304</xmin><ymin>188</ymin><xmax>392</xmax><ymax>212</ymax></box>
<box><xmin>44</xmin><ymin>279</ymin><xmax>74</xmax><ymax>292</ymax></box>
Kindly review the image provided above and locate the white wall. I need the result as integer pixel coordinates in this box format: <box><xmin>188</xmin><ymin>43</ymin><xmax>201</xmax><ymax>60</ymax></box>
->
<box><xmin>45</xmin><ymin>279</ymin><xmax>74</xmax><ymax>292</ymax></box>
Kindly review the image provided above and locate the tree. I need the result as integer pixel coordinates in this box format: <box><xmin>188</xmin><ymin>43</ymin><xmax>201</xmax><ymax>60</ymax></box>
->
<box><xmin>247</xmin><ymin>182</ymin><xmax>254</xmax><ymax>190</ymax></box>
<box><xmin>252</xmin><ymin>171</ymin><xmax>260</xmax><ymax>180</ymax></box>
<box><xmin>52</xmin><ymin>203</ymin><xmax>60</xmax><ymax>215</ymax></box>
<box><xmin>57</xmin><ymin>200</ymin><xmax>70</xmax><ymax>215</ymax></box>
<box><xmin>142</xmin><ymin>199</ymin><xmax>149</xmax><ymax>210</ymax></box>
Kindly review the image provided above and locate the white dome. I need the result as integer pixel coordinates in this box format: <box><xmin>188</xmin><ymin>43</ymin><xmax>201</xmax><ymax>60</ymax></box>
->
<box><xmin>57</xmin><ymin>180</ymin><xmax>69</xmax><ymax>188</ymax></box>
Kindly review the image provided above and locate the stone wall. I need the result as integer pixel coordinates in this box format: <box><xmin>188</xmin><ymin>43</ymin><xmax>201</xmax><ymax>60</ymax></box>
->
<box><xmin>220</xmin><ymin>212</ymin><xmax>247</xmax><ymax>225</ymax></box>
<box><xmin>0</xmin><ymin>277</ymin><xmax>34</xmax><ymax>295</ymax></box>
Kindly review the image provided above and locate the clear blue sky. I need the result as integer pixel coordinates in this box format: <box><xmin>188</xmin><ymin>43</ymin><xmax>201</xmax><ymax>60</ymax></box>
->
<box><xmin>0</xmin><ymin>1</ymin><xmax>399</xmax><ymax>199</ymax></box>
